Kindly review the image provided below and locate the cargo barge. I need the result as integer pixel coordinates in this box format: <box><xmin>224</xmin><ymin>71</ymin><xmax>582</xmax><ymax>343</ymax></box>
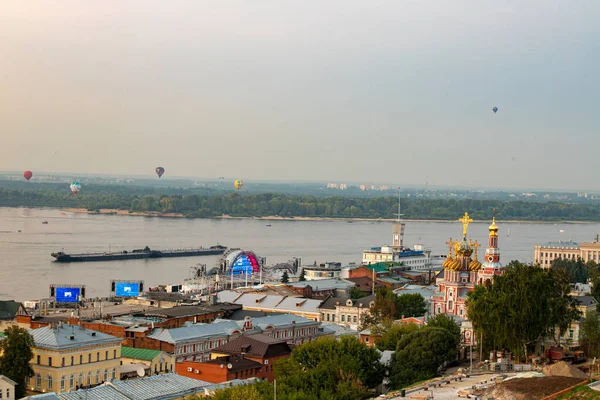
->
<box><xmin>51</xmin><ymin>245</ymin><xmax>227</xmax><ymax>263</ymax></box>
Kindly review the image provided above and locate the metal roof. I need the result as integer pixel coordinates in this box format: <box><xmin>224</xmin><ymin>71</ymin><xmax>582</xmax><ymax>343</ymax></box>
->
<box><xmin>121</xmin><ymin>346</ymin><xmax>162</xmax><ymax>361</ymax></box>
<box><xmin>23</xmin><ymin>394</ymin><xmax>62</xmax><ymax>400</ymax></box>
<box><xmin>0</xmin><ymin>300</ymin><xmax>25</xmax><ymax>320</ymax></box>
<box><xmin>0</xmin><ymin>375</ymin><xmax>17</xmax><ymax>386</ymax></box>
<box><xmin>216</xmin><ymin>291</ymin><xmax>322</xmax><ymax>315</ymax></box>
<box><xmin>146</xmin><ymin>320</ymin><xmax>243</xmax><ymax>344</ymax></box>
<box><xmin>287</xmin><ymin>279</ymin><xmax>355</xmax><ymax>290</ymax></box>
<box><xmin>113</xmin><ymin>373</ymin><xmax>211</xmax><ymax>399</ymax></box>
<box><xmin>60</xmin><ymin>385</ymin><xmax>131</xmax><ymax>400</ymax></box>
<box><xmin>29</xmin><ymin>325</ymin><xmax>122</xmax><ymax>350</ymax></box>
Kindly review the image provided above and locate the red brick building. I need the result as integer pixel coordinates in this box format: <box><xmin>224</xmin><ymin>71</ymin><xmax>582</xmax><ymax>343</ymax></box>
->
<box><xmin>176</xmin><ymin>354</ymin><xmax>262</xmax><ymax>383</ymax></box>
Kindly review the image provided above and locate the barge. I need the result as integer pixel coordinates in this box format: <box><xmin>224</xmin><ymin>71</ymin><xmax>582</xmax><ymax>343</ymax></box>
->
<box><xmin>51</xmin><ymin>245</ymin><xmax>226</xmax><ymax>263</ymax></box>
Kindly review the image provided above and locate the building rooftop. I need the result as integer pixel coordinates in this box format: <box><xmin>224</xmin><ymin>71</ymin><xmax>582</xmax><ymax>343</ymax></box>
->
<box><xmin>226</xmin><ymin>309</ymin><xmax>285</xmax><ymax>321</ymax></box>
<box><xmin>119</xmin><ymin>362</ymin><xmax>150</xmax><ymax>374</ymax></box>
<box><xmin>362</xmin><ymin>263</ymin><xmax>391</xmax><ymax>274</ymax></box>
<box><xmin>147</xmin><ymin>320</ymin><xmax>243</xmax><ymax>345</ymax></box>
<box><xmin>287</xmin><ymin>279</ymin><xmax>355</xmax><ymax>291</ymax></box>
<box><xmin>537</xmin><ymin>240</ymin><xmax>580</xmax><ymax>248</ymax></box>
<box><xmin>203</xmin><ymin>354</ymin><xmax>262</xmax><ymax>372</ymax></box>
<box><xmin>377</xmin><ymin>276</ymin><xmax>410</xmax><ymax>284</ymax></box>
<box><xmin>394</xmin><ymin>285</ymin><xmax>439</xmax><ymax>301</ymax></box>
<box><xmin>214</xmin><ymin>333</ymin><xmax>291</xmax><ymax>359</ymax></box>
<box><xmin>575</xmin><ymin>295</ymin><xmax>598</xmax><ymax>307</ymax></box>
<box><xmin>216</xmin><ymin>291</ymin><xmax>322</xmax><ymax>315</ymax></box>
<box><xmin>319</xmin><ymin>294</ymin><xmax>376</xmax><ymax>310</ymax></box>
<box><xmin>320</xmin><ymin>323</ymin><xmax>359</xmax><ymax>338</ymax></box>
<box><xmin>29</xmin><ymin>325</ymin><xmax>122</xmax><ymax>350</ymax></box>
<box><xmin>143</xmin><ymin>304</ymin><xmax>240</xmax><ymax>319</ymax></box>
<box><xmin>0</xmin><ymin>375</ymin><xmax>17</xmax><ymax>386</ymax></box>
<box><xmin>121</xmin><ymin>346</ymin><xmax>162</xmax><ymax>361</ymax></box>
<box><xmin>0</xmin><ymin>300</ymin><xmax>26</xmax><ymax>320</ymax></box>
<box><xmin>112</xmin><ymin>372</ymin><xmax>210</xmax><ymax>399</ymax></box>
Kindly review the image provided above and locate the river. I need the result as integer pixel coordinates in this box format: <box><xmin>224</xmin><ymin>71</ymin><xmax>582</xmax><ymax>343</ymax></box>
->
<box><xmin>0</xmin><ymin>207</ymin><xmax>596</xmax><ymax>301</ymax></box>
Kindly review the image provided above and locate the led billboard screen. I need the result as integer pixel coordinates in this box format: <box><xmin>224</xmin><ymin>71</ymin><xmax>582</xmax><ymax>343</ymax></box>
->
<box><xmin>115</xmin><ymin>282</ymin><xmax>140</xmax><ymax>297</ymax></box>
<box><xmin>55</xmin><ymin>287</ymin><xmax>81</xmax><ymax>303</ymax></box>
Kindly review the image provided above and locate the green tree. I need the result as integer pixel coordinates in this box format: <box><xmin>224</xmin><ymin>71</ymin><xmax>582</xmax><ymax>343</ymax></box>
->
<box><xmin>361</xmin><ymin>288</ymin><xmax>427</xmax><ymax>329</ymax></box>
<box><xmin>551</xmin><ymin>258</ymin><xmax>589</xmax><ymax>283</ymax></box>
<box><xmin>427</xmin><ymin>313</ymin><xmax>461</xmax><ymax>343</ymax></box>
<box><xmin>273</xmin><ymin>336</ymin><xmax>385</xmax><ymax>399</ymax></box>
<box><xmin>374</xmin><ymin>322</ymin><xmax>420</xmax><ymax>351</ymax></box>
<box><xmin>466</xmin><ymin>261</ymin><xmax>579</xmax><ymax>359</ymax></box>
<box><xmin>350</xmin><ymin>286</ymin><xmax>365</xmax><ymax>299</ymax></box>
<box><xmin>281</xmin><ymin>271</ymin><xmax>290</xmax><ymax>284</ymax></box>
<box><xmin>389</xmin><ymin>327</ymin><xmax>458</xmax><ymax>389</ymax></box>
<box><xmin>298</xmin><ymin>268</ymin><xmax>306</xmax><ymax>282</ymax></box>
<box><xmin>580</xmin><ymin>311</ymin><xmax>600</xmax><ymax>358</ymax></box>
<box><xmin>208</xmin><ymin>380</ymin><xmax>273</xmax><ymax>400</ymax></box>
<box><xmin>396</xmin><ymin>293</ymin><xmax>427</xmax><ymax>318</ymax></box>
<box><xmin>0</xmin><ymin>326</ymin><xmax>35</xmax><ymax>398</ymax></box>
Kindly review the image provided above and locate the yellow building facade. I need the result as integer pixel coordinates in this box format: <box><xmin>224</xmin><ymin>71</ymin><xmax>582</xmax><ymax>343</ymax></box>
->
<box><xmin>121</xmin><ymin>346</ymin><xmax>175</xmax><ymax>375</ymax></box>
<box><xmin>28</xmin><ymin>324</ymin><xmax>122</xmax><ymax>394</ymax></box>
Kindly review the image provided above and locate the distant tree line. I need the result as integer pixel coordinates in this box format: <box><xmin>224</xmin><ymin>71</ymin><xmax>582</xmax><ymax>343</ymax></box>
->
<box><xmin>2</xmin><ymin>185</ymin><xmax>600</xmax><ymax>221</ymax></box>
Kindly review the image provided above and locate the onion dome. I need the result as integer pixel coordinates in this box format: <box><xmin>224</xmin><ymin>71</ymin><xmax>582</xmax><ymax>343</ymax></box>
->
<box><xmin>456</xmin><ymin>239</ymin><xmax>473</xmax><ymax>257</ymax></box>
<box><xmin>442</xmin><ymin>256</ymin><xmax>452</xmax><ymax>269</ymax></box>
<box><xmin>469</xmin><ymin>254</ymin><xmax>482</xmax><ymax>271</ymax></box>
<box><xmin>489</xmin><ymin>217</ymin><xmax>499</xmax><ymax>236</ymax></box>
<box><xmin>448</xmin><ymin>258</ymin><xmax>462</xmax><ymax>271</ymax></box>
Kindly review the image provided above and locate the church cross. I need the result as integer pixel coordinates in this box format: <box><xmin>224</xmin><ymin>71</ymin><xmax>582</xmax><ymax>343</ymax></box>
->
<box><xmin>459</xmin><ymin>212</ymin><xmax>473</xmax><ymax>237</ymax></box>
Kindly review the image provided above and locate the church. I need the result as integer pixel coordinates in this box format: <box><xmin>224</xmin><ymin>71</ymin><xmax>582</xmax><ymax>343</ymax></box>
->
<box><xmin>431</xmin><ymin>212</ymin><xmax>504</xmax><ymax>346</ymax></box>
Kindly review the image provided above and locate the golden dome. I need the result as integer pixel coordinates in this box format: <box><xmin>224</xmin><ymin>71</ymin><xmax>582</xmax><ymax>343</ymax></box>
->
<box><xmin>489</xmin><ymin>217</ymin><xmax>499</xmax><ymax>236</ymax></box>
<box><xmin>442</xmin><ymin>256</ymin><xmax>452</xmax><ymax>269</ymax></box>
<box><xmin>469</xmin><ymin>257</ymin><xmax>482</xmax><ymax>271</ymax></box>
<box><xmin>448</xmin><ymin>259</ymin><xmax>462</xmax><ymax>271</ymax></box>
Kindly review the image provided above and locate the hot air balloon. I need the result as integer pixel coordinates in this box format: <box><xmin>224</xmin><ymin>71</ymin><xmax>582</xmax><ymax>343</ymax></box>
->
<box><xmin>155</xmin><ymin>167</ymin><xmax>165</xmax><ymax>178</ymax></box>
<box><xmin>492</xmin><ymin>106</ymin><xmax>498</xmax><ymax>114</ymax></box>
<box><xmin>23</xmin><ymin>171</ymin><xmax>33</xmax><ymax>181</ymax></box>
<box><xmin>234</xmin><ymin>180</ymin><xmax>243</xmax><ymax>191</ymax></box>
<box><xmin>70</xmin><ymin>182</ymin><xmax>81</xmax><ymax>196</ymax></box>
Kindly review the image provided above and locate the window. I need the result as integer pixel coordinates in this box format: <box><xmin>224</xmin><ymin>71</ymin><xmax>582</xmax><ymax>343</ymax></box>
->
<box><xmin>104</xmin><ymin>369</ymin><xmax>108</xmax><ymax>382</ymax></box>
<box><xmin>569</xmin><ymin>330</ymin><xmax>575</xmax><ymax>340</ymax></box>
<box><xmin>49</xmin><ymin>357</ymin><xmax>53</xmax><ymax>366</ymax></box>
<box><xmin>353</xmin><ymin>316</ymin><xmax>357</xmax><ymax>323</ymax></box>
<box><xmin>326</xmin><ymin>314</ymin><xmax>330</xmax><ymax>322</ymax></box>
<box><xmin>88</xmin><ymin>354</ymin><xmax>91</xmax><ymax>363</ymax></box>
<box><xmin>69</xmin><ymin>374</ymin><xmax>74</xmax><ymax>389</ymax></box>
<box><xmin>105</xmin><ymin>351</ymin><xmax>108</xmax><ymax>360</ymax></box>
<box><xmin>112</xmin><ymin>368</ymin><xmax>116</xmax><ymax>379</ymax></box>
<box><xmin>62</xmin><ymin>357</ymin><xmax>65</xmax><ymax>367</ymax></box>
<box><xmin>61</xmin><ymin>376</ymin><xmax>65</xmax><ymax>390</ymax></box>
<box><xmin>97</xmin><ymin>352</ymin><xmax>100</xmax><ymax>362</ymax></box>
<box><xmin>80</xmin><ymin>355</ymin><xmax>83</xmax><ymax>364</ymax></box>
<box><xmin>96</xmin><ymin>370</ymin><xmax>100</xmax><ymax>383</ymax></box>
<box><xmin>87</xmin><ymin>371</ymin><xmax>91</xmax><ymax>385</ymax></box>
<box><xmin>114</xmin><ymin>349</ymin><xmax>117</xmax><ymax>359</ymax></box>
<box><xmin>37</xmin><ymin>355</ymin><xmax>40</xmax><ymax>364</ymax></box>
<box><xmin>365</xmin><ymin>337</ymin><xmax>370</xmax><ymax>343</ymax></box>
<box><xmin>36</xmin><ymin>375</ymin><xmax>42</xmax><ymax>389</ymax></box>
<box><xmin>341</xmin><ymin>315</ymin><xmax>345</xmax><ymax>322</ymax></box>
<box><xmin>48</xmin><ymin>375</ymin><xmax>53</xmax><ymax>390</ymax></box>
<box><xmin>71</xmin><ymin>356</ymin><xmax>74</xmax><ymax>366</ymax></box>
<box><xmin>332</xmin><ymin>315</ymin><xmax>335</xmax><ymax>322</ymax></box>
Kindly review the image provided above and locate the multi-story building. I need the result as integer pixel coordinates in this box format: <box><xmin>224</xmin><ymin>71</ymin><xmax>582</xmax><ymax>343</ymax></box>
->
<box><xmin>120</xmin><ymin>347</ymin><xmax>175</xmax><ymax>375</ymax></box>
<box><xmin>534</xmin><ymin>239</ymin><xmax>600</xmax><ymax>268</ymax></box>
<box><xmin>28</xmin><ymin>324</ymin><xmax>122</xmax><ymax>394</ymax></box>
<box><xmin>141</xmin><ymin>314</ymin><xmax>320</xmax><ymax>363</ymax></box>
<box><xmin>318</xmin><ymin>295</ymin><xmax>375</xmax><ymax>331</ymax></box>
<box><xmin>177</xmin><ymin>354</ymin><xmax>263</xmax><ymax>384</ymax></box>
<box><xmin>302</xmin><ymin>262</ymin><xmax>344</xmax><ymax>281</ymax></box>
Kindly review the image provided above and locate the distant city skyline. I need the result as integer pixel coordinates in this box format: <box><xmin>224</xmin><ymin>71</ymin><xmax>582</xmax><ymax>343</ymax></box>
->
<box><xmin>1</xmin><ymin>1</ymin><xmax>598</xmax><ymax>190</ymax></box>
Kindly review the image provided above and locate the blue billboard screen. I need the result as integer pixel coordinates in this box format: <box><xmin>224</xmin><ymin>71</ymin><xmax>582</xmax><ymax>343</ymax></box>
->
<box><xmin>56</xmin><ymin>287</ymin><xmax>81</xmax><ymax>303</ymax></box>
<box><xmin>115</xmin><ymin>282</ymin><xmax>139</xmax><ymax>297</ymax></box>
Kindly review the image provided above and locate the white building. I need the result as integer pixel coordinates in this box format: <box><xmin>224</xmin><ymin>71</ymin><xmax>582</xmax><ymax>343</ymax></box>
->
<box><xmin>0</xmin><ymin>375</ymin><xmax>16</xmax><ymax>400</ymax></box>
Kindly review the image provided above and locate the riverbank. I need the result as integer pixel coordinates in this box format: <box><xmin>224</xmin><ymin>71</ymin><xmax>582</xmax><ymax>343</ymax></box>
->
<box><xmin>61</xmin><ymin>208</ymin><xmax>599</xmax><ymax>224</ymax></box>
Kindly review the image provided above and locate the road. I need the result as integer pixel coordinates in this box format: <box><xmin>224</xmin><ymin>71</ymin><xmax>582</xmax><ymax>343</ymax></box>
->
<box><xmin>386</xmin><ymin>373</ymin><xmax>499</xmax><ymax>400</ymax></box>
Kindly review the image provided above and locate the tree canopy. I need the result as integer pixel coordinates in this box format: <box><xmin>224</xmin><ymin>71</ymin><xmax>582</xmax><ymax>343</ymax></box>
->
<box><xmin>361</xmin><ymin>288</ymin><xmax>427</xmax><ymax>329</ymax></box>
<box><xmin>374</xmin><ymin>322</ymin><xmax>420</xmax><ymax>351</ymax></box>
<box><xmin>281</xmin><ymin>271</ymin><xmax>290</xmax><ymax>283</ymax></box>
<box><xmin>389</xmin><ymin>327</ymin><xmax>458</xmax><ymax>389</ymax></box>
<box><xmin>0</xmin><ymin>326</ymin><xmax>35</xmax><ymax>398</ymax></box>
<box><xmin>426</xmin><ymin>313</ymin><xmax>461</xmax><ymax>343</ymax></box>
<box><xmin>273</xmin><ymin>336</ymin><xmax>385</xmax><ymax>400</ymax></box>
<box><xmin>466</xmin><ymin>261</ymin><xmax>579</xmax><ymax>358</ymax></box>
<box><xmin>550</xmin><ymin>258</ymin><xmax>593</xmax><ymax>283</ymax></box>
<box><xmin>2</xmin><ymin>182</ymin><xmax>600</xmax><ymax>221</ymax></box>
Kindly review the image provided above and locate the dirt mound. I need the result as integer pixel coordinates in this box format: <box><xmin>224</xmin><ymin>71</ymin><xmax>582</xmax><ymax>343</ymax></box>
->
<box><xmin>484</xmin><ymin>376</ymin><xmax>584</xmax><ymax>400</ymax></box>
<box><xmin>543</xmin><ymin>361</ymin><xmax>589</xmax><ymax>379</ymax></box>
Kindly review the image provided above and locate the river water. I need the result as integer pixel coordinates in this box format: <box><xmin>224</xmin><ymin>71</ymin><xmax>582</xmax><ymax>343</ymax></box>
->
<box><xmin>0</xmin><ymin>207</ymin><xmax>597</xmax><ymax>301</ymax></box>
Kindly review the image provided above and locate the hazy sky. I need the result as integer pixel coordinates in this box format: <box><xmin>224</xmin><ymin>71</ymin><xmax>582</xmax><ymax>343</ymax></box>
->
<box><xmin>1</xmin><ymin>1</ymin><xmax>599</xmax><ymax>190</ymax></box>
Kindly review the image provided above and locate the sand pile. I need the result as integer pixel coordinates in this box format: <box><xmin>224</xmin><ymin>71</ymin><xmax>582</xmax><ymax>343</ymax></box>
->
<box><xmin>482</xmin><ymin>376</ymin><xmax>584</xmax><ymax>400</ymax></box>
<box><xmin>543</xmin><ymin>361</ymin><xmax>589</xmax><ymax>379</ymax></box>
